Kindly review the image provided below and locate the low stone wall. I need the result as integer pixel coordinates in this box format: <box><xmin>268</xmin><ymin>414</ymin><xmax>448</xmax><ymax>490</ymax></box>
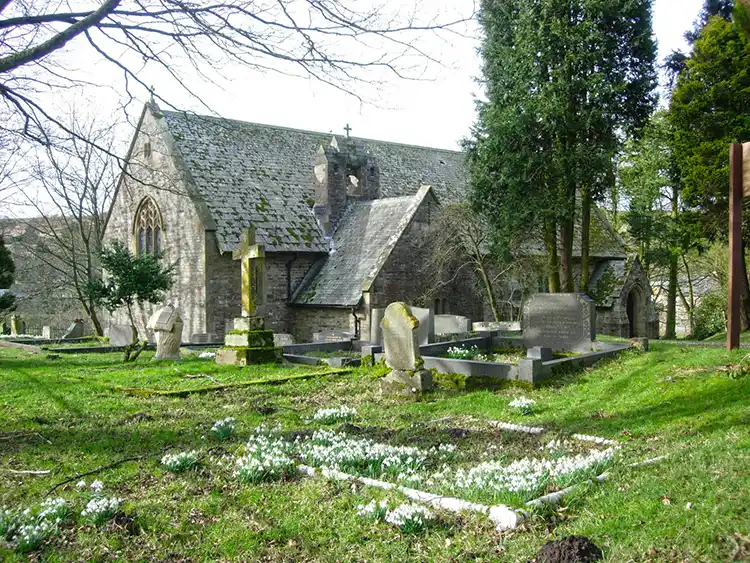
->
<box><xmin>282</xmin><ymin>341</ymin><xmax>353</xmax><ymax>355</ymax></box>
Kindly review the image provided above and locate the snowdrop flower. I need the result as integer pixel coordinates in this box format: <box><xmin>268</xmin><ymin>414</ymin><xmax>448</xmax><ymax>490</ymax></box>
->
<box><xmin>509</xmin><ymin>397</ymin><xmax>536</xmax><ymax>415</ymax></box>
<box><xmin>356</xmin><ymin>499</ymin><xmax>389</xmax><ymax>521</ymax></box>
<box><xmin>198</xmin><ymin>351</ymin><xmax>216</xmax><ymax>359</ymax></box>
<box><xmin>75</xmin><ymin>480</ymin><xmax>87</xmax><ymax>489</ymax></box>
<box><xmin>384</xmin><ymin>503</ymin><xmax>434</xmax><ymax>533</ymax></box>
<box><xmin>37</xmin><ymin>498</ymin><xmax>69</xmax><ymax>523</ymax></box>
<box><xmin>312</xmin><ymin>406</ymin><xmax>357</xmax><ymax>424</ymax></box>
<box><xmin>13</xmin><ymin>519</ymin><xmax>57</xmax><ymax>553</ymax></box>
<box><xmin>90</xmin><ymin>480</ymin><xmax>104</xmax><ymax>492</ymax></box>
<box><xmin>162</xmin><ymin>451</ymin><xmax>199</xmax><ymax>473</ymax></box>
<box><xmin>81</xmin><ymin>497</ymin><xmax>121</xmax><ymax>524</ymax></box>
<box><xmin>210</xmin><ymin>417</ymin><xmax>236</xmax><ymax>441</ymax></box>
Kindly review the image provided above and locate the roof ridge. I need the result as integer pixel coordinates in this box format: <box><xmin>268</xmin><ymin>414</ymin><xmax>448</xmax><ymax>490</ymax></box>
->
<box><xmin>161</xmin><ymin>109</ymin><xmax>463</xmax><ymax>154</ymax></box>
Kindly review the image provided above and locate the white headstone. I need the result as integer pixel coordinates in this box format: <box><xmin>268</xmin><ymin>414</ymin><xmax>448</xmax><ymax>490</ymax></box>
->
<box><xmin>109</xmin><ymin>324</ymin><xmax>133</xmax><ymax>346</ymax></box>
<box><xmin>370</xmin><ymin>308</ymin><xmax>385</xmax><ymax>344</ymax></box>
<box><xmin>147</xmin><ymin>305</ymin><xmax>183</xmax><ymax>360</ymax></box>
<box><xmin>41</xmin><ymin>326</ymin><xmax>51</xmax><ymax>339</ymax></box>
<box><xmin>434</xmin><ymin>314</ymin><xmax>471</xmax><ymax>335</ymax></box>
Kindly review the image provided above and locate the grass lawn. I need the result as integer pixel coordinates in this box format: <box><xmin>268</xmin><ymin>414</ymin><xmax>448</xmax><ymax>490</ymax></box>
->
<box><xmin>1</xmin><ymin>344</ymin><xmax>750</xmax><ymax>561</ymax></box>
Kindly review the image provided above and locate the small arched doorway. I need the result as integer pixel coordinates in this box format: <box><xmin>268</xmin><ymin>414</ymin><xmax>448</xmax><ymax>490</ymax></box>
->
<box><xmin>626</xmin><ymin>285</ymin><xmax>646</xmax><ymax>337</ymax></box>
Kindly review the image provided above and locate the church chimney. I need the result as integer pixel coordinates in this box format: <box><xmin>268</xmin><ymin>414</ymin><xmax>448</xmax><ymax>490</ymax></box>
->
<box><xmin>313</xmin><ymin>138</ymin><xmax>347</xmax><ymax>237</ymax></box>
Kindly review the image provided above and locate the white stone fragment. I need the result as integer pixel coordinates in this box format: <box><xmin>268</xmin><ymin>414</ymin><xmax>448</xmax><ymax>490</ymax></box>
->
<box><xmin>491</xmin><ymin>421</ymin><xmax>545</xmax><ymax>434</ymax></box>
<box><xmin>525</xmin><ymin>472</ymin><xmax>609</xmax><ymax>508</ymax></box>
<box><xmin>629</xmin><ymin>455</ymin><xmax>669</xmax><ymax>467</ymax></box>
<box><xmin>571</xmin><ymin>433</ymin><xmax>618</xmax><ymax>445</ymax></box>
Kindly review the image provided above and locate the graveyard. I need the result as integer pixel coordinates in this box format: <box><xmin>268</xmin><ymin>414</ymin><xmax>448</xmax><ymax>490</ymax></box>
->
<box><xmin>2</xmin><ymin>333</ymin><xmax>750</xmax><ymax>561</ymax></box>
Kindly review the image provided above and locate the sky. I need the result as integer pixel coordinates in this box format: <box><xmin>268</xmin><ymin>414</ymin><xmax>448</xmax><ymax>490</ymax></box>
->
<box><xmin>91</xmin><ymin>0</ymin><xmax>700</xmax><ymax>152</ymax></box>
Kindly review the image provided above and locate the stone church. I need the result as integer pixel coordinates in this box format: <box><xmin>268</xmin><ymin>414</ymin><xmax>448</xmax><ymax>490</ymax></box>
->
<box><xmin>103</xmin><ymin>103</ymin><xmax>658</xmax><ymax>343</ymax></box>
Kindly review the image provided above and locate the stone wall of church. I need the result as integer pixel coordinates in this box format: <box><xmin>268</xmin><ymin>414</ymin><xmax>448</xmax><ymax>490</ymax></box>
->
<box><xmin>290</xmin><ymin>307</ymin><xmax>355</xmax><ymax>342</ymax></box>
<box><xmin>204</xmin><ymin>248</ymin><xmax>321</xmax><ymax>338</ymax></box>
<box><xmin>367</xmin><ymin>196</ymin><xmax>481</xmax><ymax>324</ymax></box>
<box><xmin>103</xmin><ymin>108</ymin><xmax>207</xmax><ymax>342</ymax></box>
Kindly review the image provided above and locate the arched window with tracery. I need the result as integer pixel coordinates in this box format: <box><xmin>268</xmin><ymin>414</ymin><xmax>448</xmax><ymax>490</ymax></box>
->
<box><xmin>134</xmin><ymin>197</ymin><xmax>163</xmax><ymax>255</ymax></box>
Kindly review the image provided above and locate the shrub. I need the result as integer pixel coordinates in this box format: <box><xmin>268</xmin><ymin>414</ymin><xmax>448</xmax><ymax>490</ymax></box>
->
<box><xmin>693</xmin><ymin>291</ymin><xmax>727</xmax><ymax>340</ymax></box>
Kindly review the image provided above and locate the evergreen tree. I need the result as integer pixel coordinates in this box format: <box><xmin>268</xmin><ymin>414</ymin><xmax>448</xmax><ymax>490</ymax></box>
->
<box><xmin>670</xmin><ymin>15</ymin><xmax>750</xmax><ymax>325</ymax></box>
<box><xmin>0</xmin><ymin>235</ymin><xmax>16</xmax><ymax>314</ymax></box>
<box><xmin>86</xmin><ymin>242</ymin><xmax>176</xmax><ymax>361</ymax></box>
<box><xmin>466</xmin><ymin>0</ymin><xmax>657</xmax><ymax>293</ymax></box>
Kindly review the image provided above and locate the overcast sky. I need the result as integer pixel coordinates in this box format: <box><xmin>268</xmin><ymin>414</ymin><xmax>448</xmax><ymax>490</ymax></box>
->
<box><xmin>108</xmin><ymin>0</ymin><xmax>701</xmax><ymax>151</ymax></box>
<box><xmin>33</xmin><ymin>0</ymin><xmax>710</xmax><ymax>154</ymax></box>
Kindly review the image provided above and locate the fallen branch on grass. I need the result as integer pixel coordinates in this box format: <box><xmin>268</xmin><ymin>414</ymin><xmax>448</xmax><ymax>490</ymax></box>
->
<box><xmin>45</xmin><ymin>448</ymin><xmax>170</xmax><ymax>496</ymax></box>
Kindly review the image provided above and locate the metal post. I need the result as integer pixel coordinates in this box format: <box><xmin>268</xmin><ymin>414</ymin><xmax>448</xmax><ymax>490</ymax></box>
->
<box><xmin>728</xmin><ymin>144</ymin><xmax>743</xmax><ymax>351</ymax></box>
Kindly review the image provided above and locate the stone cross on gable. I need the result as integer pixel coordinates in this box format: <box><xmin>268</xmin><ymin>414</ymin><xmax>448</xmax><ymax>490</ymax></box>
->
<box><xmin>232</xmin><ymin>226</ymin><xmax>265</xmax><ymax>317</ymax></box>
<box><xmin>344</xmin><ymin>123</ymin><xmax>352</xmax><ymax>138</ymax></box>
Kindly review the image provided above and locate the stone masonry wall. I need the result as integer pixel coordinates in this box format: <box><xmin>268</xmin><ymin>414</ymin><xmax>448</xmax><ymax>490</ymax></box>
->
<box><xmin>103</xmin><ymin>108</ymin><xmax>206</xmax><ymax>342</ymax></box>
<box><xmin>290</xmin><ymin>307</ymin><xmax>355</xmax><ymax>342</ymax></box>
<box><xmin>363</xmin><ymin>195</ymin><xmax>481</xmax><ymax>340</ymax></box>
<box><xmin>205</xmin><ymin>248</ymin><xmax>322</xmax><ymax>338</ymax></box>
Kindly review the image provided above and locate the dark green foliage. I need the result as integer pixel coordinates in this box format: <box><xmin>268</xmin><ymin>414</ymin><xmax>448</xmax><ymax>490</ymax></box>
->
<box><xmin>86</xmin><ymin>241</ymin><xmax>175</xmax><ymax>361</ymax></box>
<box><xmin>693</xmin><ymin>291</ymin><xmax>728</xmax><ymax>339</ymax></box>
<box><xmin>466</xmin><ymin>0</ymin><xmax>657</xmax><ymax>289</ymax></box>
<box><xmin>670</xmin><ymin>16</ymin><xmax>750</xmax><ymax>238</ymax></box>
<box><xmin>685</xmin><ymin>0</ymin><xmax>735</xmax><ymax>43</ymax></box>
<box><xmin>0</xmin><ymin>236</ymin><xmax>16</xmax><ymax>315</ymax></box>
<box><xmin>0</xmin><ymin>236</ymin><xmax>14</xmax><ymax>289</ymax></box>
<box><xmin>86</xmin><ymin>241</ymin><xmax>175</xmax><ymax>314</ymax></box>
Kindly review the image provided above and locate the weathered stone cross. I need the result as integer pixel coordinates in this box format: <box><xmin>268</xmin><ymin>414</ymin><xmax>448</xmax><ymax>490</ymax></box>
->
<box><xmin>344</xmin><ymin>123</ymin><xmax>352</xmax><ymax>138</ymax></box>
<box><xmin>232</xmin><ymin>226</ymin><xmax>265</xmax><ymax>317</ymax></box>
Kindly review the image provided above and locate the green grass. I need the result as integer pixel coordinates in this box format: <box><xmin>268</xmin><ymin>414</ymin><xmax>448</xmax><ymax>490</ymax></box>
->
<box><xmin>1</xmin><ymin>344</ymin><xmax>750</xmax><ymax>560</ymax></box>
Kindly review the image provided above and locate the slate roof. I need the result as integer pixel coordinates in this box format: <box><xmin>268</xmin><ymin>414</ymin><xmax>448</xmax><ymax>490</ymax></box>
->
<box><xmin>160</xmin><ymin>109</ymin><xmax>466</xmax><ymax>254</ymax></box>
<box><xmin>292</xmin><ymin>187</ymin><xmax>434</xmax><ymax>307</ymax></box>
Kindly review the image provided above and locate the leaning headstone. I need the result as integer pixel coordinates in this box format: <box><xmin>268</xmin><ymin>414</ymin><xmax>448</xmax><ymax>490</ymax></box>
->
<box><xmin>9</xmin><ymin>314</ymin><xmax>22</xmax><ymax>336</ymax></box>
<box><xmin>434</xmin><ymin>314</ymin><xmax>471</xmax><ymax>335</ymax></box>
<box><xmin>62</xmin><ymin>319</ymin><xmax>84</xmax><ymax>340</ymax></box>
<box><xmin>411</xmin><ymin>307</ymin><xmax>435</xmax><ymax>345</ymax></box>
<box><xmin>109</xmin><ymin>324</ymin><xmax>133</xmax><ymax>346</ymax></box>
<box><xmin>380</xmin><ymin>302</ymin><xmax>433</xmax><ymax>397</ymax></box>
<box><xmin>147</xmin><ymin>305</ymin><xmax>183</xmax><ymax>361</ymax></box>
<box><xmin>522</xmin><ymin>293</ymin><xmax>596</xmax><ymax>353</ymax></box>
<box><xmin>41</xmin><ymin>326</ymin><xmax>51</xmax><ymax>340</ymax></box>
<box><xmin>370</xmin><ymin>308</ymin><xmax>385</xmax><ymax>344</ymax></box>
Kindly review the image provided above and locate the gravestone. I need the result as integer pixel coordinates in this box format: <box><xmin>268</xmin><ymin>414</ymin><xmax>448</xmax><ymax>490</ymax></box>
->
<box><xmin>380</xmin><ymin>302</ymin><xmax>433</xmax><ymax>397</ymax></box>
<box><xmin>411</xmin><ymin>307</ymin><xmax>435</xmax><ymax>345</ymax></box>
<box><xmin>62</xmin><ymin>319</ymin><xmax>84</xmax><ymax>340</ymax></box>
<box><xmin>10</xmin><ymin>314</ymin><xmax>22</xmax><ymax>336</ymax></box>
<box><xmin>0</xmin><ymin>319</ymin><xmax>5</xmax><ymax>334</ymax></box>
<box><xmin>434</xmin><ymin>314</ymin><xmax>471</xmax><ymax>335</ymax></box>
<box><xmin>147</xmin><ymin>305</ymin><xmax>183</xmax><ymax>360</ymax></box>
<box><xmin>370</xmin><ymin>308</ymin><xmax>385</xmax><ymax>344</ymax></box>
<box><xmin>313</xmin><ymin>331</ymin><xmax>352</xmax><ymax>343</ymax></box>
<box><xmin>522</xmin><ymin>293</ymin><xmax>596</xmax><ymax>353</ymax></box>
<box><xmin>273</xmin><ymin>333</ymin><xmax>295</xmax><ymax>346</ymax></box>
<box><xmin>109</xmin><ymin>324</ymin><xmax>133</xmax><ymax>346</ymax></box>
<box><xmin>41</xmin><ymin>326</ymin><xmax>51</xmax><ymax>340</ymax></box>
<box><xmin>473</xmin><ymin>321</ymin><xmax>521</xmax><ymax>332</ymax></box>
<box><xmin>215</xmin><ymin>227</ymin><xmax>282</xmax><ymax>365</ymax></box>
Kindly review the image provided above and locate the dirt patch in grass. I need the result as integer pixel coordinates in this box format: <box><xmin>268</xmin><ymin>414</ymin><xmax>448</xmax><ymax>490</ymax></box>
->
<box><xmin>536</xmin><ymin>535</ymin><xmax>603</xmax><ymax>563</ymax></box>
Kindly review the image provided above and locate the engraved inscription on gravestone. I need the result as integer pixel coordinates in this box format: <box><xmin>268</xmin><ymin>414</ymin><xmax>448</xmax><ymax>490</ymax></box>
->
<box><xmin>522</xmin><ymin>293</ymin><xmax>596</xmax><ymax>353</ymax></box>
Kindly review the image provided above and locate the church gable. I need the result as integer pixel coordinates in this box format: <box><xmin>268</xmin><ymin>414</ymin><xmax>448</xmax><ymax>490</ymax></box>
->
<box><xmin>158</xmin><ymin>108</ymin><xmax>466</xmax><ymax>255</ymax></box>
<box><xmin>292</xmin><ymin>186</ymin><xmax>436</xmax><ymax>307</ymax></box>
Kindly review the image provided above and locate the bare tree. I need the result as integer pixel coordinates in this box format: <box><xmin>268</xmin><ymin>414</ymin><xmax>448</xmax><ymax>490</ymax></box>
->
<box><xmin>421</xmin><ymin>203</ymin><xmax>540</xmax><ymax>322</ymax></box>
<box><xmin>13</xmin><ymin>111</ymin><xmax>119</xmax><ymax>335</ymax></box>
<box><xmin>0</xmin><ymin>0</ymin><xmax>474</xmax><ymax>149</ymax></box>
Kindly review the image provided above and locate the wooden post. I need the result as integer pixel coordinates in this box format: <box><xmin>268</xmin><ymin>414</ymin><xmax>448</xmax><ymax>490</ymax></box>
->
<box><xmin>728</xmin><ymin>144</ymin><xmax>743</xmax><ymax>350</ymax></box>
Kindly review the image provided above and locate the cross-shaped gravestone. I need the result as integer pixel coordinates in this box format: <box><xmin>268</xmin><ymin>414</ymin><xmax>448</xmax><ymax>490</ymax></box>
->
<box><xmin>232</xmin><ymin>227</ymin><xmax>265</xmax><ymax>317</ymax></box>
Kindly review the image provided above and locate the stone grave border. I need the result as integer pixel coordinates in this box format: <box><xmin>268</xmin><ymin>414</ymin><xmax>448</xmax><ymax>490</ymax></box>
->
<box><xmin>367</xmin><ymin>333</ymin><xmax>631</xmax><ymax>387</ymax></box>
<box><xmin>282</xmin><ymin>340</ymin><xmax>362</xmax><ymax>367</ymax></box>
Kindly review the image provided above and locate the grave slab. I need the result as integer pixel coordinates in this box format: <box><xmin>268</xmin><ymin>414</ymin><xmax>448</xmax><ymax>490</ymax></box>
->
<box><xmin>522</xmin><ymin>293</ymin><xmax>596</xmax><ymax>353</ymax></box>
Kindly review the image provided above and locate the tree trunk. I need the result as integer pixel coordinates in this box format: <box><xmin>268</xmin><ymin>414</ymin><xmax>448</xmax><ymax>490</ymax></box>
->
<box><xmin>665</xmin><ymin>251</ymin><xmax>678</xmax><ymax>340</ymax></box>
<box><xmin>559</xmin><ymin>217</ymin><xmax>575</xmax><ymax>292</ymax></box>
<box><xmin>545</xmin><ymin>219</ymin><xmax>561</xmax><ymax>293</ymax></box>
<box><xmin>580</xmin><ymin>187</ymin><xmax>591</xmax><ymax>293</ymax></box>
<box><xmin>741</xmin><ymin>240</ymin><xmax>750</xmax><ymax>330</ymax></box>
<box><xmin>88</xmin><ymin>306</ymin><xmax>104</xmax><ymax>337</ymax></box>
<box><xmin>682</xmin><ymin>254</ymin><xmax>696</xmax><ymax>336</ymax></box>
<box><xmin>476</xmin><ymin>262</ymin><xmax>501</xmax><ymax>321</ymax></box>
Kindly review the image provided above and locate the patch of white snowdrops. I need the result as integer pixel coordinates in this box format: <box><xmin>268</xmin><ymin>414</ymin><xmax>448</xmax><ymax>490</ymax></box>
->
<box><xmin>312</xmin><ymin>406</ymin><xmax>357</xmax><ymax>424</ymax></box>
<box><xmin>509</xmin><ymin>396</ymin><xmax>536</xmax><ymax>415</ymax></box>
<box><xmin>0</xmin><ymin>481</ymin><xmax>120</xmax><ymax>554</ymax></box>
<box><xmin>161</xmin><ymin>450</ymin><xmax>199</xmax><ymax>473</ymax></box>
<box><xmin>198</xmin><ymin>351</ymin><xmax>216</xmax><ymax>359</ymax></box>
<box><xmin>357</xmin><ymin>499</ymin><xmax>434</xmax><ymax>533</ymax></box>
<box><xmin>226</xmin><ymin>426</ymin><xmax>616</xmax><ymax>508</ymax></box>
<box><xmin>211</xmin><ymin>417</ymin><xmax>236</xmax><ymax>441</ymax></box>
